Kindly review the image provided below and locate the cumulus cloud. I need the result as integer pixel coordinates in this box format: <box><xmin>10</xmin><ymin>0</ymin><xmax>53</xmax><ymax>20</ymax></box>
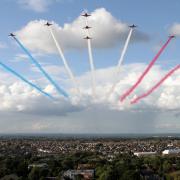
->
<box><xmin>169</xmin><ymin>23</ymin><xmax>180</xmax><ymax>36</ymax></box>
<box><xmin>16</xmin><ymin>8</ymin><xmax>149</xmax><ymax>53</ymax></box>
<box><xmin>17</xmin><ymin>0</ymin><xmax>57</xmax><ymax>12</ymax></box>
<box><xmin>0</xmin><ymin>62</ymin><xmax>179</xmax><ymax>133</ymax></box>
<box><xmin>0</xmin><ymin>63</ymin><xmax>179</xmax><ymax>113</ymax></box>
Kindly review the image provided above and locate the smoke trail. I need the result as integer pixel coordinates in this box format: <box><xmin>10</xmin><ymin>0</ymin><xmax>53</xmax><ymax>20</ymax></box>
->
<box><xmin>0</xmin><ymin>61</ymin><xmax>54</xmax><ymax>100</ymax></box>
<box><xmin>107</xmin><ymin>28</ymin><xmax>133</xmax><ymax>98</ymax></box>
<box><xmin>48</xmin><ymin>26</ymin><xmax>81</xmax><ymax>95</ymax></box>
<box><xmin>120</xmin><ymin>36</ymin><xmax>174</xmax><ymax>102</ymax></box>
<box><xmin>87</xmin><ymin>39</ymin><xmax>96</xmax><ymax>97</ymax></box>
<box><xmin>85</xmin><ymin>18</ymin><xmax>96</xmax><ymax>97</ymax></box>
<box><xmin>13</xmin><ymin>37</ymin><xmax>69</xmax><ymax>98</ymax></box>
<box><xmin>131</xmin><ymin>64</ymin><xmax>180</xmax><ymax>104</ymax></box>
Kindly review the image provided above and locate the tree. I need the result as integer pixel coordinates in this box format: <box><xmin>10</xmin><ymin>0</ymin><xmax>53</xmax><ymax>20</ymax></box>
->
<box><xmin>16</xmin><ymin>161</ymin><xmax>28</xmax><ymax>177</ymax></box>
<box><xmin>28</xmin><ymin>167</ymin><xmax>41</xmax><ymax>180</ymax></box>
<box><xmin>163</xmin><ymin>160</ymin><xmax>171</xmax><ymax>173</ymax></box>
<box><xmin>62</xmin><ymin>157</ymin><xmax>74</xmax><ymax>170</ymax></box>
<box><xmin>75</xmin><ymin>174</ymin><xmax>84</xmax><ymax>180</ymax></box>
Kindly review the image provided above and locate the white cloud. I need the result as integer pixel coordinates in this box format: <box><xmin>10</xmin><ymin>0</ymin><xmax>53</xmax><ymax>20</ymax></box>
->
<box><xmin>169</xmin><ymin>23</ymin><xmax>180</xmax><ymax>36</ymax></box>
<box><xmin>0</xmin><ymin>63</ymin><xmax>179</xmax><ymax>133</ymax></box>
<box><xmin>16</xmin><ymin>8</ymin><xmax>149</xmax><ymax>53</ymax></box>
<box><xmin>17</xmin><ymin>0</ymin><xmax>56</xmax><ymax>12</ymax></box>
<box><xmin>0</xmin><ymin>42</ymin><xmax>7</xmax><ymax>49</ymax></box>
<box><xmin>0</xmin><ymin>63</ymin><xmax>179</xmax><ymax>112</ymax></box>
<box><xmin>13</xmin><ymin>52</ymin><xmax>49</xmax><ymax>63</ymax></box>
<box><xmin>31</xmin><ymin>64</ymin><xmax>67</xmax><ymax>77</ymax></box>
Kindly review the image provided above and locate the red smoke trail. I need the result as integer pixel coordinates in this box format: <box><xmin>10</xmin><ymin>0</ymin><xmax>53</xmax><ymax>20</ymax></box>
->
<box><xmin>131</xmin><ymin>64</ymin><xmax>180</xmax><ymax>104</ymax></box>
<box><xmin>120</xmin><ymin>36</ymin><xmax>174</xmax><ymax>102</ymax></box>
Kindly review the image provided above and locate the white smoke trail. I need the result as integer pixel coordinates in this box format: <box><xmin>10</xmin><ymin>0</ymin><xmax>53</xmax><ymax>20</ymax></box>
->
<box><xmin>87</xmin><ymin>39</ymin><xmax>96</xmax><ymax>97</ymax></box>
<box><xmin>106</xmin><ymin>28</ymin><xmax>133</xmax><ymax>99</ymax></box>
<box><xmin>49</xmin><ymin>26</ymin><xmax>81</xmax><ymax>95</ymax></box>
<box><xmin>85</xmin><ymin>18</ymin><xmax>96</xmax><ymax>98</ymax></box>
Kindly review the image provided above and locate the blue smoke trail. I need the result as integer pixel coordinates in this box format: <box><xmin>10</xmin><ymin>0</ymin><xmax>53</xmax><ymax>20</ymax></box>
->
<box><xmin>13</xmin><ymin>37</ymin><xmax>69</xmax><ymax>98</ymax></box>
<box><xmin>0</xmin><ymin>61</ymin><xmax>54</xmax><ymax>100</ymax></box>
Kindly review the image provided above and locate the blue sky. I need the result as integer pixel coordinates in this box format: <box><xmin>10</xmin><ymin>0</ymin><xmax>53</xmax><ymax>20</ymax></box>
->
<box><xmin>0</xmin><ymin>0</ymin><xmax>179</xmax><ymax>74</ymax></box>
<box><xmin>0</xmin><ymin>0</ymin><xmax>179</xmax><ymax>133</ymax></box>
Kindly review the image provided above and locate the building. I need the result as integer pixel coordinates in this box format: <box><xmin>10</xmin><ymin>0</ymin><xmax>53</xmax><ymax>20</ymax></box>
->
<box><xmin>63</xmin><ymin>169</ymin><xmax>95</xmax><ymax>180</ymax></box>
<box><xmin>162</xmin><ymin>149</ymin><xmax>180</xmax><ymax>155</ymax></box>
<box><xmin>134</xmin><ymin>152</ymin><xmax>157</xmax><ymax>157</ymax></box>
<box><xmin>28</xmin><ymin>163</ymin><xmax>48</xmax><ymax>169</ymax></box>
